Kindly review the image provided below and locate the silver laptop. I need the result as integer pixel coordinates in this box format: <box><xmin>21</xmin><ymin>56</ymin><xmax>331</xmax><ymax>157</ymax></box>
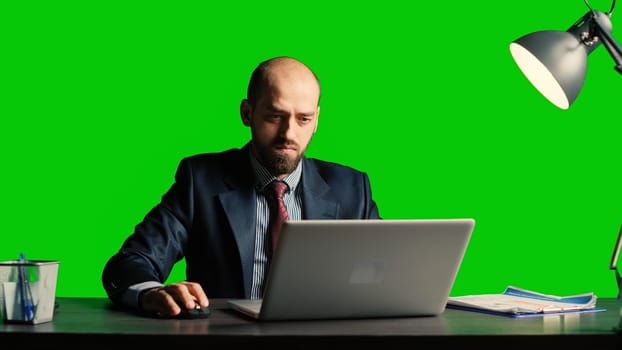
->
<box><xmin>228</xmin><ymin>218</ymin><xmax>475</xmax><ymax>321</ymax></box>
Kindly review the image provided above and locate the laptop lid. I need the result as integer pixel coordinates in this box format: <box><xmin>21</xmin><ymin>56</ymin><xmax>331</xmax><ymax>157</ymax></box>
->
<box><xmin>228</xmin><ymin>218</ymin><xmax>475</xmax><ymax>321</ymax></box>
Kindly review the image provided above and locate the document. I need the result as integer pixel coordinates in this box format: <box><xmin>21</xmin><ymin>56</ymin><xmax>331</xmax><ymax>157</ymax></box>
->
<box><xmin>447</xmin><ymin>286</ymin><xmax>605</xmax><ymax>317</ymax></box>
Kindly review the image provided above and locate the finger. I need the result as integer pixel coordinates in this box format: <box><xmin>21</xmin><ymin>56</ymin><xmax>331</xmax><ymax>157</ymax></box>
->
<box><xmin>141</xmin><ymin>287</ymin><xmax>181</xmax><ymax>316</ymax></box>
<box><xmin>183</xmin><ymin>282</ymin><xmax>209</xmax><ymax>308</ymax></box>
<box><xmin>165</xmin><ymin>283</ymin><xmax>199</xmax><ymax>309</ymax></box>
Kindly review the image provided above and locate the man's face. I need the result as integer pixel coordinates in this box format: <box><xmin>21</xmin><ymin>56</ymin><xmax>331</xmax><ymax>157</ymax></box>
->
<box><xmin>242</xmin><ymin>68</ymin><xmax>320</xmax><ymax>178</ymax></box>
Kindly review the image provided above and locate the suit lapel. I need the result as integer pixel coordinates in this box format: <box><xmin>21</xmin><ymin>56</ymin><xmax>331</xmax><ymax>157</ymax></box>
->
<box><xmin>218</xmin><ymin>145</ymin><xmax>257</xmax><ymax>297</ymax></box>
<box><xmin>300</xmin><ymin>158</ymin><xmax>339</xmax><ymax>219</ymax></box>
<box><xmin>221</xmin><ymin>188</ymin><xmax>256</xmax><ymax>297</ymax></box>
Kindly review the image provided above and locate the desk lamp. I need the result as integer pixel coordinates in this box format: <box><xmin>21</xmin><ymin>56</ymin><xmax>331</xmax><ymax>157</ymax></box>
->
<box><xmin>509</xmin><ymin>0</ymin><xmax>622</xmax><ymax>109</ymax></box>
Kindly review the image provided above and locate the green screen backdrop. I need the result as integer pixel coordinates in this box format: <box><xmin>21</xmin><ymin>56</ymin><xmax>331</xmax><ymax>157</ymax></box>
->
<box><xmin>2</xmin><ymin>0</ymin><xmax>622</xmax><ymax>299</ymax></box>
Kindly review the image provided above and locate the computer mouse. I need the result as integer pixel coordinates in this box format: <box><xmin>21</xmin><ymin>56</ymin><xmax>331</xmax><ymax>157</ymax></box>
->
<box><xmin>175</xmin><ymin>301</ymin><xmax>211</xmax><ymax>319</ymax></box>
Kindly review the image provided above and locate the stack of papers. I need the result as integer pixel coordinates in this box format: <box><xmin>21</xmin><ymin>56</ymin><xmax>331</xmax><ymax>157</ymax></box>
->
<box><xmin>447</xmin><ymin>286</ymin><xmax>605</xmax><ymax>317</ymax></box>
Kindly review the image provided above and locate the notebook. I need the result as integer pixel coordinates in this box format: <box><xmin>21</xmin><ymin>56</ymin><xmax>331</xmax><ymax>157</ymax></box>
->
<box><xmin>228</xmin><ymin>218</ymin><xmax>475</xmax><ymax>321</ymax></box>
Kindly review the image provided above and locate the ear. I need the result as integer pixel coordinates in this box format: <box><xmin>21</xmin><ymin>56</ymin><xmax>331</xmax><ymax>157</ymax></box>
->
<box><xmin>313</xmin><ymin>106</ymin><xmax>320</xmax><ymax>133</ymax></box>
<box><xmin>240</xmin><ymin>99</ymin><xmax>252</xmax><ymax>126</ymax></box>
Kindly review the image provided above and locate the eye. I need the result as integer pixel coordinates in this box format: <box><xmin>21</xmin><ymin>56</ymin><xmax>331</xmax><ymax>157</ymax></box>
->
<box><xmin>299</xmin><ymin>115</ymin><xmax>314</xmax><ymax>124</ymax></box>
<box><xmin>264</xmin><ymin>114</ymin><xmax>283</xmax><ymax>122</ymax></box>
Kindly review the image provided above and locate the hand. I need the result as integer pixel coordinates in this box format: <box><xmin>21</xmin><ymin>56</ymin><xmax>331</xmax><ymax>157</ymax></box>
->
<box><xmin>139</xmin><ymin>281</ymin><xmax>209</xmax><ymax>318</ymax></box>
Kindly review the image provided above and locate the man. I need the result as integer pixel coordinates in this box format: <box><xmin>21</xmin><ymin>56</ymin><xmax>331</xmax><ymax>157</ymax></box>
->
<box><xmin>101</xmin><ymin>56</ymin><xmax>380</xmax><ymax>318</ymax></box>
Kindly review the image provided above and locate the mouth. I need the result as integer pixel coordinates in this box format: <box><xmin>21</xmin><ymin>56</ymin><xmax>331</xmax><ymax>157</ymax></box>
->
<box><xmin>274</xmin><ymin>143</ymin><xmax>297</xmax><ymax>154</ymax></box>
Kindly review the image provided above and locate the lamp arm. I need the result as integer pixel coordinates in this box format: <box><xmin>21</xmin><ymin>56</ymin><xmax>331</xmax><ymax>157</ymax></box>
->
<box><xmin>593</xmin><ymin>17</ymin><xmax>622</xmax><ymax>73</ymax></box>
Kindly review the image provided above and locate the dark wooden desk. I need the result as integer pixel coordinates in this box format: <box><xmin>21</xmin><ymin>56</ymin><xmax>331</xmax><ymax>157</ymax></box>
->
<box><xmin>1</xmin><ymin>297</ymin><xmax>621</xmax><ymax>349</ymax></box>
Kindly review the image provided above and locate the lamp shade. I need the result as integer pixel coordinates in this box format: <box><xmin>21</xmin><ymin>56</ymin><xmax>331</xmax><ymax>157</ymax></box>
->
<box><xmin>510</xmin><ymin>30</ymin><xmax>588</xmax><ymax>110</ymax></box>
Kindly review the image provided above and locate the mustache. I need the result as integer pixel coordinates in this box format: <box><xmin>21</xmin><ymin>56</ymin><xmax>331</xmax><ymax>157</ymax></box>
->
<box><xmin>273</xmin><ymin>138</ymin><xmax>298</xmax><ymax>149</ymax></box>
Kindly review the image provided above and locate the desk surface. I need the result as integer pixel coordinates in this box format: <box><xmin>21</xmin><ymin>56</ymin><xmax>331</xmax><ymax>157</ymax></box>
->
<box><xmin>2</xmin><ymin>297</ymin><xmax>622</xmax><ymax>348</ymax></box>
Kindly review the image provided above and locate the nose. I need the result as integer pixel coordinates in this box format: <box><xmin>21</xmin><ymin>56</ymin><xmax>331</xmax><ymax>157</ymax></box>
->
<box><xmin>278</xmin><ymin>115</ymin><xmax>297</xmax><ymax>138</ymax></box>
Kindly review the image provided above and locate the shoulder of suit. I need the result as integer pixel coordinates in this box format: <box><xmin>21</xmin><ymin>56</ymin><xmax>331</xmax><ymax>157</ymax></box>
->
<box><xmin>304</xmin><ymin>157</ymin><xmax>363</xmax><ymax>175</ymax></box>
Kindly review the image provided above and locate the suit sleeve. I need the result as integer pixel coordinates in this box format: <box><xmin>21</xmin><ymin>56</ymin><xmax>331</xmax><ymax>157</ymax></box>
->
<box><xmin>101</xmin><ymin>158</ymin><xmax>195</xmax><ymax>305</ymax></box>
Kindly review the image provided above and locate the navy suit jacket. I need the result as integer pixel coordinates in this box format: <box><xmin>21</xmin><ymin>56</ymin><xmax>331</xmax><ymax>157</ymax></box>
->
<box><xmin>102</xmin><ymin>143</ymin><xmax>380</xmax><ymax>305</ymax></box>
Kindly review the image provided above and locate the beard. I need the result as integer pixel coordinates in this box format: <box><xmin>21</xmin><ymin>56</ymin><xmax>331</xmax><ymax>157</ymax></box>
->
<box><xmin>253</xmin><ymin>135</ymin><xmax>308</xmax><ymax>176</ymax></box>
<box><xmin>267</xmin><ymin>151</ymin><xmax>301</xmax><ymax>175</ymax></box>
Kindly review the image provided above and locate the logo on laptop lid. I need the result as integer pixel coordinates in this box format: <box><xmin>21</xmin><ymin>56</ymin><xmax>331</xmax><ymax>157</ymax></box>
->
<box><xmin>349</xmin><ymin>260</ymin><xmax>385</xmax><ymax>284</ymax></box>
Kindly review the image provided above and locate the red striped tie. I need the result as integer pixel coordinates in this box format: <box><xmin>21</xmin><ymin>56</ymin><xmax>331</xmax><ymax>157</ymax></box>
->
<box><xmin>267</xmin><ymin>181</ymin><xmax>289</xmax><ymax>252</ymax></box>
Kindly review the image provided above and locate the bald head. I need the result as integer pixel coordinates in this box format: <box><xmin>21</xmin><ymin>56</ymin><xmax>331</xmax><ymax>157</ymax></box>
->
<box><xmin>246</xmin><ymin>56</ymin><xmax>321</xmax><ymax>107</ymax></box>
